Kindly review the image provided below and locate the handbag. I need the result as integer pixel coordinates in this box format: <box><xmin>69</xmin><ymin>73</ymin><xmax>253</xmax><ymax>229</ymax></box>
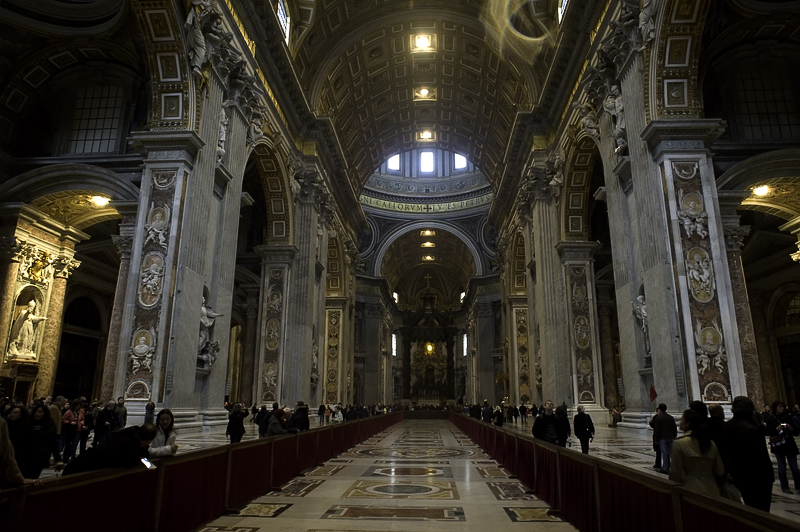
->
<box><xmin>770</xmin><ymin>430</ymin><xmax>787</xmax><ymax>451</ymax></box>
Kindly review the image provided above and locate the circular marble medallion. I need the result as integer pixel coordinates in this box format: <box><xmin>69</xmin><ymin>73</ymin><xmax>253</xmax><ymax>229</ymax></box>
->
<box><xmin>368</xmin><ymin>484</ymin><xmax>437</xmax><ymax>495</ymax></box>
<box><xmin>350</xmin><ymin>447</ymin><xmax>476</xmax><ymax>458</ymax></box>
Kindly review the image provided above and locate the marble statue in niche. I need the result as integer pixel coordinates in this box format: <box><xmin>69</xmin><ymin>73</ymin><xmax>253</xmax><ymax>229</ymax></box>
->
<box><xmin>677</xmin><ymin>190</ymin><xmax>708</xmax><ymax>239</ymax></box>
<box><xmin>694</xmin><ymin>317</ymin><xmax>726</xmax><ymax>375</ymax></box>
<box><xmin>632</xmin><ymin>295</ymin><xmax>652</xmax><ymax>355</ymax></box>
<box><xmin>198</xmin><ymin>297</ymin><xmax>223</xmax><ymax>368</ymax></box>
<box><xmin>6</xmin><ymin>298</ymin><xmax>46</xmax><ymax>360</ymax></box>
<box><xmin>139</xmin><ymin>253</ymin><xmax>165</xmax><ymax>307</ymax></box>
<box><xmin>129</xmin><ymin>328</ymin><xmax>156</xmax><ymax>375</ymax></box>
<box><xmin>144</xmin><ymin>203</ymin><xmax>170</xmax><ymax>248</ymax></box>
<box><xmin>216</xmin><ymin>108</ymin><xmax>229</xmax><ymax>164</ymax></box>
<box><xmin>603</xmin><ymin>85</ymin><xmax>627</xmax><ymax>153</ymax></box>
<box><xmin>310</xmin><ymin>345</ymin><xmax>319</xmax><ymax>387</ymax></box>
<box><xmin>686</xmin><ymin>248</ymin><xmax>715</xmax><ymax>303</ymax></box>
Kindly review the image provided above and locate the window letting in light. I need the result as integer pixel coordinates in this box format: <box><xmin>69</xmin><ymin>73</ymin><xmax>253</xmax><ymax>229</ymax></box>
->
<box><xmin>558</xmin><ymin>0</ymin><xmax>569</xmax><ymax>22</ymax></box>
<box><xmin>420</xmin><ymin>151</ymin><xmax>434</xmax><ymax>173</ymax></box>
<box><xmin>387</xmin><ymin>154</ymin><xmax>400</xmax><ymax>171</ymax></box>
<box><xmin>460</xmin><ymin>292</ymin><xmax>465</xmax><ymax>303</ymax></box>
<box><xmin>68</xmin><ymin>85</ymin><xmax>124</xmax><ymax>154</ymax></box>
<box><xmin>463</xmin><ymin>333</ymin><xmax>468</xmax><ymax>357</ymax></box>
<box><xmin>392</xmin><ymin>334</ymin><xmax>397</xmax><ymax>356</ymax></box>
<box><xmin>454</xmin><ymin>154</ymin><xmax>467</xmax><ymax>169</ymax></box>
<box><xmin>277</xmin><ymin>0</ymin><xmax>290</xmax><ymax>43</ymax></box>
<box><xmin>393</xmin><ymin>292</ymin><xmax>398</xmax><ymax>303</ymax></box>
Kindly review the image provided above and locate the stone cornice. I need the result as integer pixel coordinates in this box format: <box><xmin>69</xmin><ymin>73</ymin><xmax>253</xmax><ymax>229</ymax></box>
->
<box><xmin>640</xmin><ymin>119</ymin><xmax>727</xmax><ymax>161</ymax></box>
<box><xmin>127</xmin><ymin>131</ymin><xmax>205</xmax><ymax>163</ymax></box>
<box><xmin>255</xmin><ymin>244</ymin><xmax>298</xmax><ymax>265</ymax></box>
<box><xmin>556</xmin><ymin>241</ymin><xmax>602</xmax><ymax>262</ymax></box>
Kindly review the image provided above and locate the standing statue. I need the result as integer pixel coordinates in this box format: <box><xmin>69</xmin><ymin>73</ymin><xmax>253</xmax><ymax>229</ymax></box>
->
<box><xmin>638</xmin><ymin>0</ymin><xmax>659</xmax><ymax>51</ymax></box>
<box><xmin>603</xmin><ymin>85</ymin><xmax>627</xmax><ymax>152</ymax></box>
<box><xmin>198</xmin><ymin>297</ymin><xmax>223</xmax><ymax>368</ymax></box>
<box><xmin>185</xmin><ymin>0</ymin><xmax>217</xmax><ymax>80</ymax></box>
<box><xmin>7</xmin><ymin>300</ymin><xmax>47</xmax><ymax>358</ymax></box>
<box><xmin>631</xmin><ymin>295</ymin><xmax>651</xmax><ymax>354</ymax></box>
<box><xmin>216</xmin><ymin>108</ymin><xmax>228</xmax><ymax>163</ymax></box>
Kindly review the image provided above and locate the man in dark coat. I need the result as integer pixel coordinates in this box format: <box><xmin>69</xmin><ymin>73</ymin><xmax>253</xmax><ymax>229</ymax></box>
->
<box><xmin>94</xmin><ymin>401</ymin><xmax>118</xmax><ymax>447</ymax></box>
<box><xmin>723</xmin><ymin>396</ymin><xmax>774</xmax><ymax>511</ymax></box>
<box><xmin>651</xmin><ymin>403</ymin><xmax>677</xmax><ymax>474</ymax></box>
<box><xmin>481</xmin><ymin>402</ymin><xmax>493</xmax><ymax>423</ymax></box>
<box><xmin>532</xmin><ymin>400</ymin><xmax>559</xmax><ymax>444</ymax></box>
<box><xmin>573</xmin><ymin>405</ymin><xmax>595</xmax><ymax>454</ymax></box>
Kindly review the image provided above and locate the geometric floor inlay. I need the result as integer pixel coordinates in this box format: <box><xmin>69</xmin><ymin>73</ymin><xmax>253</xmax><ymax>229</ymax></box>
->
<box><xmin>504</xmin><ymin>507</ymin><xmax>563</xmax><ymax>522</ymax></box>
<box><xmin>306</xmin><ymin>465</ymin><xmax>346</xmax><ymax>476</ymax></box>
<box><xmin>346</xmin><ymin>447</ymin><xmax>478</xmax><ymax>458</ymax></box>
<box><xmin>373</xmin><ymin>460</ymin><xmax>450</xmax><ymax>465</ymax></box>
<box><xmin>267</xmin><ymin>478</ymin><xmax>325</xmax><ymax>497</ymax></box>
<box><xmin>363</xmin><ymin>465</ymin><xmax>453</xmax><ymax>478</ymax></box>
<box><xmin>487</xmin><ymin>482</ymin><xmax>538</xmax><ymax>500</ymax></box>
<box><xmin>231</xmin><ymin>503</ymin><xmax>292</xmax><ymax>518</ymax></box>
<box><xmin>475</xmin><ymin>466</ymin><xmax>512</xmax><ymax>478</ymax></box>
<box><xmin>342</xmin><ymin>480</ymin><xmax>459</xmax><ymax>499</ymax></box>
<box><xmin>322</xmin><ymin>505</ymin><xmax>466</xmax><ymax>521</ymax></box>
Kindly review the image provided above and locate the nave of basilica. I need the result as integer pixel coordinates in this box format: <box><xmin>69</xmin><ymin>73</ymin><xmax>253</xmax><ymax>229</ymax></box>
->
<box><xmin>0</xmin><ymin>0</ymin><xmax>799</xmax><ymax>434</ymax></box>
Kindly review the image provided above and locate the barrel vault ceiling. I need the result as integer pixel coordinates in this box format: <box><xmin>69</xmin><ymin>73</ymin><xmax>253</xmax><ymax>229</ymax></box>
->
<box><xmin>293</xmin><ymin>0</ymin><xmax>556</xmax><ymax>192</ymax></box>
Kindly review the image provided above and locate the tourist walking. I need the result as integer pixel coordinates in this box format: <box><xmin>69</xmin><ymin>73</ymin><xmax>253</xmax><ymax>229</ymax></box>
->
<box><xmin>573</xmin><ymin>405</ymin><xmax>595</xmax><ymax>454</ymax></box>
<box><xmin>765</xmin><ymin>400</ymin><xmax>800</xmax><ymax>494</ymax></box>
<box><xmin>532</xmin><ymin>400</ymin><xmax>558</xmax><ymax>444</ymax></box>
<box><xmin>651</xmin><ymin>403</ymin><xmax>677</xmax><ymax>474</ymax></box>
<box><xmin>226</xmin><ymin>404</ymin><xmax>248</xmax><ymax>443</ymax></box>
<box><xmin>668</xmin><ymin>409</ymin><xmax>724</xmax><ymax>497</ymax></box>
<box><xmin>723</xmin><ymin>396</ymin><xmax>774</xmax><ymax>512</ymax></box>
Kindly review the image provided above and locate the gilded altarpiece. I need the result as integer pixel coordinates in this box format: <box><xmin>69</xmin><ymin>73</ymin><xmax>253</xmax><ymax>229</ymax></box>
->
<box><xmin>666</xmin><ymin>160</ymin><xmax>733</xmax><ymax>403</ymax></box>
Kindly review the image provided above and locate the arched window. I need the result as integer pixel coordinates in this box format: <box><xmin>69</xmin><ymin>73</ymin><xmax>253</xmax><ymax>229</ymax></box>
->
<box><xmin>277</xmin><ymin>0</ymin><xmax>290</xmax><ymax>43</ymax></box>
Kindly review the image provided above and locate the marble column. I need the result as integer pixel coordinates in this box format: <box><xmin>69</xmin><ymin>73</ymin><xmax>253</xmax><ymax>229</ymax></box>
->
<box><xmin>362</xmin><ymin>303</ymin><xmax>383</xmax><ymax>405</ymax></box>
<box><xmin>750</xmin><ymin>290</ymin><xmax>781</xmax><ymax>405</ymax></box>
<box><xmin>35</xmin><ymin>257</ymin><xmax>80</xmax><ymax>398</ymax></box>
<box><xmin>100</xmin><ymin>227</ymin><xmax>135</xmax><ymax>401</ymax></box>
<box><xmin>718</xmin><ymin>190</ymin><xmax>764</xmax><ymax>408</ymax></box>
<box><xmin>474</xmin><ymin>301</ymin><xmax>495</xmax><ymax>402</ymax></box>
<box><xmin>255</xmin><ymin>245</ymin><xmax>296</xmax><ymax>405</ymax></box>
<box><xmin>0</xmin><ymin>237</ymin><xmax>24</xmax><ymax>376</ymax></box>
<box><xmin>531</xmin><ymin>184</ymin><xmax>572</xmax><ymax>404</ymax></box>
<box><xmin>642</xmin><ymin>120</ymin><xmax>746</xmax><ymax>405</ymax></box>
<box><xmin>400</xmin><ymin>325</ymin><xmax>412</xmax><ymax>399</ymax></box>
<box><xmin>596</xmin><ymin>281</ymin><xmax>620</xmax><ymax>409</ymax></box>
<box><xmin>280</xmin><ymin>170</ymin><xmax>330</xmax><ymax>405</ymax></box>
<box><xmin>557</xmin><ymin>242</ymin><xmax>604</xmax><ymax>409</ymax></box>
<box><xmin>239</xmin><ymin>284</ymin><xmax>259</xmax><ymax>406</ymax></box>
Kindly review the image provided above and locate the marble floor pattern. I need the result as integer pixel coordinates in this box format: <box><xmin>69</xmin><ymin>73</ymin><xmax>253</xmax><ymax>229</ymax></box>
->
<box><xmin>201</xmin><ymin>419</ymin><xmax>573</xmax><ymax>531</ymax></box>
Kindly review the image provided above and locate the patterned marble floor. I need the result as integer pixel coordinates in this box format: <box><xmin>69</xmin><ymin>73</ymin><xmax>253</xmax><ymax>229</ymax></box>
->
<box><xmin>502</xmin><ymin>416</ymin><xmax>800</xmax><ymax>522</ymax></box>
<box><xmin>198</xmin><ymin>419</ymin><xmax>575</xmax><ymax>532</ymax></box>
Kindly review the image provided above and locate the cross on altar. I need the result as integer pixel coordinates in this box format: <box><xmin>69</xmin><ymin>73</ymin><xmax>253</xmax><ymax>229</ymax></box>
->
<box><xmin>424</xmin><ymin>273</ymin><xmax>432</xmax><ymax>287</ymax></box>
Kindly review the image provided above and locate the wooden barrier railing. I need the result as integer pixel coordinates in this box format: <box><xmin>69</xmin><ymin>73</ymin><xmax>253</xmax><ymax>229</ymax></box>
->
<box><xmin>1</xmin><ymin>412</ymin><xmax>403</xmax><ymax>532</ymax></box>
<box><xmin>449</xmin><ymin>412</ymin><xmax>800</xmax><ymax>532</ymax></box>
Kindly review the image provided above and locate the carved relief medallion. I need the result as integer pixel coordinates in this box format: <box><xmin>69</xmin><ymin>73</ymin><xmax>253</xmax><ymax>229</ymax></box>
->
<box><xmin>138</xmin><ymin>252</ymin><xmax>165</xmax><ymax>308</ymax></box>
<box><xmin>129</xmin><ymin>327</ymin><xmax>156</xmax><ymax>375</ymax></box>
<box><xmin>152</xmin><ymin>170</ymin><xmax>177</xmax><ymax>189</ymax></box>
<box><xmin>685</xmin><ymin>247</ymin><xmax>715</xmax><ymax>303</ymax></box>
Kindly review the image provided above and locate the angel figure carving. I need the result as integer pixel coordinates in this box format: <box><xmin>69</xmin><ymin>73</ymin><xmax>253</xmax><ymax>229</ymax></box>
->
<box><xmin>7</xmin><ymin>300</ymin><xmax>46</xmax><ymax>358</ymax></box>
<box><xmin>144</xmin><ymin>205</ymin><xmax>170</xmax><ymax>248</ymax></box>
<box><xmin>130</xmin><ymin>336</ymin><xmax>155</xmax><ymax>375</ymax></box>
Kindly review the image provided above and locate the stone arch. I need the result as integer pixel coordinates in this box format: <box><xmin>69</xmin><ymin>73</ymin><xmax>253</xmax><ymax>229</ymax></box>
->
<box><xmin>128</xmin><ymin>2</ymin><xmax>194</xmax><ymax>131</ymax></box>
<box><xmin>767</xmin><ymin>283</ymin><xmax>800</xmax><ymax>333</ymax></box>
<box><xmin>372</xmin><ymin>221</ymin><xmax>484</xmax><ymax>278</ymax></box>
<box><xmin>717</xmin><ymin>149</ymin><xmax>800</xmax><ymax>222</ymax></box>
<box><xmin>0</xmin><ymin>40</ymin><xmax>144</xmax><ymax>149</ymax></box>
<box><xmin>250</xmin><ymin>143</ymin><xmax>294</xmax><ymax>245</ymax></box>
<box><xmin>560</xmin><ymin>136</ymin><xmax>601</xmax><ymax>241</ymax></box>
<box><xmin>507</xmin><ymin>227</ymin><xmax>527</xmax><ymax>295</ymax></box>
<box><xmin>0</xmin><ymin>163</ymin><xmax>141</xmax><ymax>229</ymax></box>
<box><xmin>647</xmin><ymin>0</ymin><xmax>713</xmax><ymax>121</ymax></box>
